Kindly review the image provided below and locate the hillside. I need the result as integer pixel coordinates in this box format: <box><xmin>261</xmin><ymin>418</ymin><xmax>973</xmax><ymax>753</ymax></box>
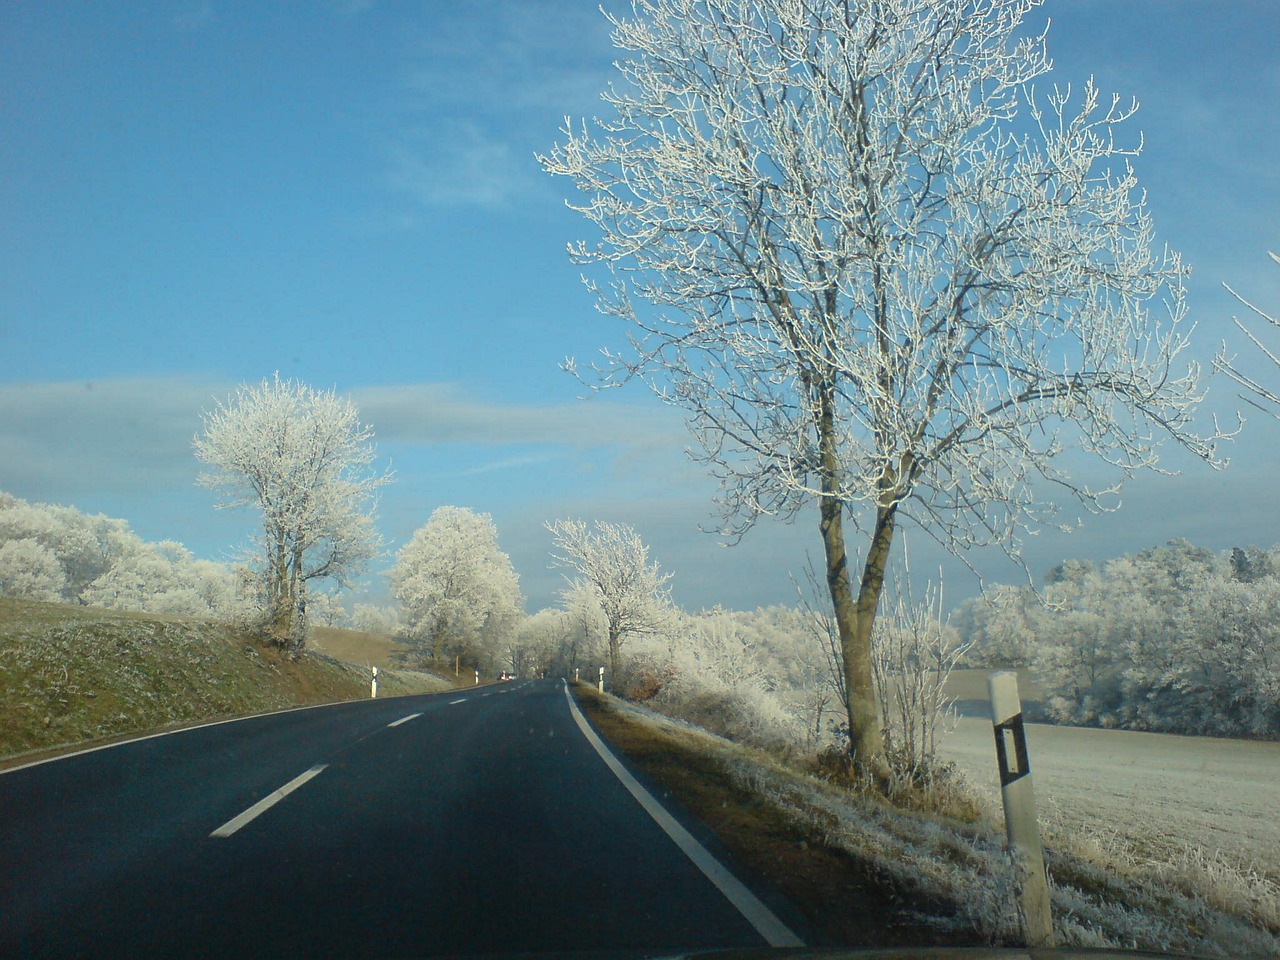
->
<box><xmin>308</xmin><ymin>623</ymin><xmax>415</xmax><ymax>668</ymax></box>
<box><xmin>0</xmin><ymin>597</ymin><xmax>453</xmax><ymax>768</ymax></box>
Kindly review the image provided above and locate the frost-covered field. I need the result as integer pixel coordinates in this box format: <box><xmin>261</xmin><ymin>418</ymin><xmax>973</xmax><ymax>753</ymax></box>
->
<box><xmin>939</xmin><ymin>715</ymin><xmax>1280</xmax><ymax>880</ymax></box>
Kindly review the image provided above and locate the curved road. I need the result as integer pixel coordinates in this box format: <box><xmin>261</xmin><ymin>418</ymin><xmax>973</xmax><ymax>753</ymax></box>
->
<box><xmin>0</xmin><ymin>679</ymin><xmax>803</xmax><ymax>958</ymax></box>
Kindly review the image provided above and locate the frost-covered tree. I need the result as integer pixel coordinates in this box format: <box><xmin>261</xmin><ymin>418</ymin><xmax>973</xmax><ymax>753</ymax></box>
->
<box><xmin>1168</xmin><ymin>574</ymin><xmax>1280</xmax><ymax>737</ymax></box>
<box><xmin>954</xmin><ymin>540</ymin><xmax>1280</xmax><ymax>738</ymax></box>
<box><xmin>81</xmin><ymin>540</ymin><xmax>237</xmax><ymax>617</ymax></box>
<box><xmin>352</xmin><ymin>603</ymin><xmax>401</xmax><ymax>636</ymax></box>
<box><xmin>307</xmin><ymin>590</ymin><xmax>349</xmax><ymax>628</ymax></box>
<box><xmin>193</xmin><ymin>375</ymin><xmax>391</xmax><ymax>649</ymax></box>
<box><xmin>1216</xmin><ymin>252</ymin><xmax>1280</xmax><ymax>415</ymax></box>
<box><xmin>390</xmin><ymin>506</ymin><xmax>524</xmax><ymax>662</ymax></box>
<box><xmin>546</xmin><ymin>518</ymin><xmax>673</xmax><ymax>687</ymax></box>
<box><xmin>541</xmin><ymin>0</ymin><xmax>1223</xmax><ymax>777</ymax></box>
<box><xmin>559</xmin><ymin>583</ymin><xmax>608</xmax><ymax>676</ymax></box>
<box><xmin>950</xmin><ymin>583</ymin><xmax>1038</xmax><ymax>667</ymax></box>
<box><xmin>514</xmin><ymin>608</ymin><xmax>573</xmax><ymax>678</ymax></box>
<box><xmin>0</xmin><ymin>493</ymin><xmax>136</xmax><ymax>602</ymax></box>
<box><xmin>0</xmin><ymin>493</ymin><xmax>245</xmax><ymax>616</ymax></box>
<box><xmin>0</xmin><ymin>538</ymin><xmax>66</xmax><ymax>601</ymax></box>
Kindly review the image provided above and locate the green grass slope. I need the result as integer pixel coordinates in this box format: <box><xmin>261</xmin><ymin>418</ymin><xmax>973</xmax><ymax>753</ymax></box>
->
<box><xmin>0</xmin><ymin>597</ymin><xmax>452</xmax><ymax>768</ymax></box>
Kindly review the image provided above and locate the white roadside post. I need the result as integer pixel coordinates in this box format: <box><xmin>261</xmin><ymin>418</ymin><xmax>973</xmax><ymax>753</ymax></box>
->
<box><xmin>574</xmin><ymin>668</ymin><xmax>580</xmax><ymax>683</ymax></box>
<box><xmin>474</xmin><ymin>669</ymin><xmax>479</xmax><ymax>686</ymax></box>
<box><xmin>370</xmin><ymin>665</ymin><xmax>378</xmax><ymax>699</ymax></box>
<box><xmin>988</xmin><ymin>670</ymin><xmax>1054</xmax><ymax>948</ymax></box>
<box><xmin>598</xmin><ymin>665</ymin><xmax>604</xmax><ymax>693</ymax></box>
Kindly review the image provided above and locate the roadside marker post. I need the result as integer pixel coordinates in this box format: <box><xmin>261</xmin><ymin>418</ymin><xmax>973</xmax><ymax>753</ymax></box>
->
<box><xmin>474</xmin><ymin>669</ymin><xmax>479</xmax><ymax>686</ymax></box>
<box><xmin>598</xmin><ymin>665</ymin><xmax>604</xmax><ymax>693</ymax></box>
<box><xmin>988</xmin><ymin>670</ymin><xmax>1054</xmax><ymax>948</ymax></box>
<box><xmin>574</xmin><ymin>668</ymin><xmax>579</xmax><ymax>682</ymax></box>
<box><xmin>370</xmin><ymin>666</ymin><xmax>378</xmax><ymax>699</ymax></box>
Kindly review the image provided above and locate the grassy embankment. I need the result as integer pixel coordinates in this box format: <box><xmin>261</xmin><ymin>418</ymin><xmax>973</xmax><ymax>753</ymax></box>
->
<box><xmin>572</xmin><ymin>682</ymin><xmax>1280</xmax><ymax>958</ymax></box>
<box><xmin>0</xmin><ymin>596</ymin><xmax>454</xmax><ymax>769</ymax></box>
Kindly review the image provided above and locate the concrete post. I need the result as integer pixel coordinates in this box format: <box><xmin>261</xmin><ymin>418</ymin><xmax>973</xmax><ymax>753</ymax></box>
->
<box><xmin>370</xmin><ymin>665</ymin><xmax>378</xmax><ymax>699</ymax></box>
<box><xmin>988</xmin><ymin>671</ymin><xmax>1054</xmax><ymax>948</ymax></box>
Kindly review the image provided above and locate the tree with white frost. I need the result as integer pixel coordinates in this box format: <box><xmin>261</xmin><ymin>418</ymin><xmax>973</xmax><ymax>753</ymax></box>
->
<box><xmin>1216</xmin><ymin>252</ymin><xmax>1280</xmax><ymax>415</ymax></box>
<box><xmin>390</xmin><ymin>506</ymin><xmax>524</xmax><ymax>663</ymax></box>
<box><xmin>0</xmin><ymin>493</ymin><xmax>137</xmax><ymax>602</ymax></box>
<box><xmin>352</xmin><ymin>603</ymin><xmax>401</xmax><ymax>636</ymax></box>
<box><xmin>307</xmin><ymin>590</ymin><xmax>349</xmax><ymax>628</ymax></box>
<box><xmin>81</xmin><ymin>539</ymin><xmax>238</xmax><ymax>617</ymax></box>
<box><xmin>0</xmin><ymin>538</ymin><xmax>66</xmax><ymax>601</ymax></box>
<box><xmin>193</xmin><ymin>375</ymin><xmax>391</xmax><ymax>650</ymax></box>
<box><xmin>546</xmin><ymin>519</ymin><xmax>672</xmax><ymax>687</ymax></box>
<box><xmin>541</xmin><ymin>0</ymin><xmax>1223</xmax><ymax>777</ymax></box>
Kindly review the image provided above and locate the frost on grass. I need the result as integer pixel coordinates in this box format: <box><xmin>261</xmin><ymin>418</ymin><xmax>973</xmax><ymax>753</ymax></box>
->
<box><xmin>0</xmin><ymin>597</ymin><xmax>448</xmax><ymax>760</ymax></box>
<box><xmin>604</xmin><ymin>695</ymin><xmax>1280</xmax><ymax>958</ymax></box>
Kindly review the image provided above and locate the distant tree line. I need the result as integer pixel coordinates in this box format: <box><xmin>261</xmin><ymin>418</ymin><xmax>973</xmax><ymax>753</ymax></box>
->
<box><xmin>0</xmin><ymin>491</ymin><xmax>250</xmax><ymax>618</ymax></box>
<box><xmin>953</xmin><ymin>539</ymin><xmax>1280</xmax><ymax>739</ymax></box>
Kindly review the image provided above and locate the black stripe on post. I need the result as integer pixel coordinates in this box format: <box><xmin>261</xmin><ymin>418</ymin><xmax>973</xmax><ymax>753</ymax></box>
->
<box><xmin>993</xmin><ymin>712</ymin><xmax>1030</xmax><ymax>787</ymax></box>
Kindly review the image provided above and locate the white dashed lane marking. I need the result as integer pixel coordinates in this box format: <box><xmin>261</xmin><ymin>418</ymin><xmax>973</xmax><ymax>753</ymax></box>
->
<box><xmin>210</xmin><ymin>764</ymin><xmax>328</xmax><ymax>838</ymax></box>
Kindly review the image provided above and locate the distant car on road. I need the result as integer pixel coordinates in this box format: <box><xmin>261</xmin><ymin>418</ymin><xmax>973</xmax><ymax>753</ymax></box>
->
<box><xmin>498</xmin><ymin>671</ymin><xmax>515</xmax><ymax>681</ymax></box>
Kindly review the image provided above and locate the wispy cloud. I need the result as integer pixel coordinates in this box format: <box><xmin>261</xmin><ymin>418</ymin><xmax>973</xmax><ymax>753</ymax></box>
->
<box><xmin>169</xmin><ymin>0</ymin><xmax>214</xmax><ymax>32</ymax></box>
<box><xmin>382</xmin><ymin>121</ymin><xmax>544</xmax><ymax>210</ymax></box>
<box><xmin>0</xmin><ymin>377</ymin><xmax>686</xmax><ymax>501</ymax></box>
<box><xmin>351</xmin><ymin>381</ymin><xmax>682</xmax><ymax>450</ymax></box>
<box><xmin>326</xmin><ymin>0</ymin><xmax>375</xmax><ymax>15</ymax></box>
<box><xmin>372</xmin><ymin>0</ymin><xmax>615</xmax><ymax>215</ymax></box>
<box><xmin>0</xmin><ymin>378</ymin><xmax>230</xmax><ymax>500</ymax></box>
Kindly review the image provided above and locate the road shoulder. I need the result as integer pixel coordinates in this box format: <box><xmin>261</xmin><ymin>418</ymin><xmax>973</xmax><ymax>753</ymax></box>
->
<box><xmin>568</xmin><ymin>682</ymin><xmax>973</xmax><ymax>949</ymax></box>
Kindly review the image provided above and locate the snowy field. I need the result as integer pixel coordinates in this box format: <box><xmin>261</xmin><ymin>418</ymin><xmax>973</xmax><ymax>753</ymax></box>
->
<box><xmin>939</xmin><ymin>714</ymin><xmax>1280</xmax><ymax>879</ymax></box>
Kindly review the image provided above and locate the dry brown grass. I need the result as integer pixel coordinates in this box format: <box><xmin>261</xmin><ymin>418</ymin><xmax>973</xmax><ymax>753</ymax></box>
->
<box><xmin>308</xmin><ymin>624</ymin><xmax>414</xmax><ymax>668</ymax></box>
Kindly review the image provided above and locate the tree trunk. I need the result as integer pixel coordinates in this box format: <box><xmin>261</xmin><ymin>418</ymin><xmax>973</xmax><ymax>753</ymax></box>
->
<box><xmin>821</xmin><ymin>494</ymin><xmax>893</xmax><ymax>782</ymax></box>
<box><xmin>814</xmin><ymin>369</ymin><xmax>892</xmax><ymax>782</ymax></box>
<box><xmin>266</xmin><ymin>537</ymin><xmax>295</xmax><ymax>647</ymax></box>
<box><xmin>607</xmin><ymin>626</ymin><xmax>621</xmax><ymax>693</ymax></box>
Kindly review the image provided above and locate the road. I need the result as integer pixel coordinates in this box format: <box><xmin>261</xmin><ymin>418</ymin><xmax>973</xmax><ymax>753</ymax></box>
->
<box><xmin>0</xmin><ymin>679</ymin><xmax>802</xmax><ymax>958</ymax></box>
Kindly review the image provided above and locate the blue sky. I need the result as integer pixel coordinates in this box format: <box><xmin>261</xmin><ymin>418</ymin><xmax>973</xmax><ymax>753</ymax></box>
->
<box><xmin>2</xmin><ymin>0</ymin><xmax>1278</xmax><ymax>614</ymax></box>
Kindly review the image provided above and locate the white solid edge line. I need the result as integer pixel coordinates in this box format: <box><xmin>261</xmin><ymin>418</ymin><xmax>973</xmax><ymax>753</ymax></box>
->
<box><xmin>386</xmin><ymin>712</ymin><xmax>422</xmax><ymax>728</ymax></box>
<box><xmin>210</xmin><ymin>764</ymin><xmax>328</xmax><ymax>838</ymax></box>
<box><xmin>1</xmin><ymin>698</ymin><xmax>358</xmax><ymax>777</ymax></box>
<box><xmin>562</xmin><ymin>685</ymin><xmax>804</xmax><ymax>948</ymax></box>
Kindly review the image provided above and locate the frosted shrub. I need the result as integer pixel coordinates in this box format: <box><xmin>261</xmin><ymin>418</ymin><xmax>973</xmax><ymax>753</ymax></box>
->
<box><xmin>872</xmin><ymin>581</ymin><xmax>971</xmax><ymax>786</ymax></box>
<box><xmin>627</xmin><ymin>614</ymin><xmax>806</xmax><ymax>751</ymax></box>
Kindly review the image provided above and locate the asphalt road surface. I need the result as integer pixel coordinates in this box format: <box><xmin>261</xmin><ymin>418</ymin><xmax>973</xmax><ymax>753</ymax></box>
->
<box><xmin>1</xmin><ymin>679</ymin><xmax>803</xmax><ymax>958</ymax></box>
